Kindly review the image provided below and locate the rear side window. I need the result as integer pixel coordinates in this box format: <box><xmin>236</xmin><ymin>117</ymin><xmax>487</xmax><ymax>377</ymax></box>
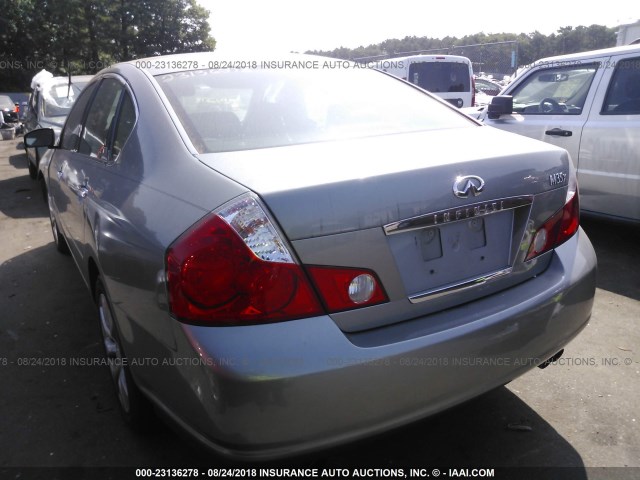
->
<box><xmin>28</xmin><ymin>92</ymin><xmax>37</xmax><ymax>115</ymax></box>
<box><xmin>80</xmin><ymin>78</ymin><xmax>124</xmax><ymax>160</ymax></box>
<box><xmin>110</xmin><ymin>92</ymin><xmax>136</xmax><ymax>162</ymax></box>
<box><xmin>602</xmin><ymin>57</ymin><xmax>640</xmax><ymax>115</ymax></box>
<box><xmin>408</xmin><ymin>62</ymin><xmax>471</xmax><ymax>92</ymax></box>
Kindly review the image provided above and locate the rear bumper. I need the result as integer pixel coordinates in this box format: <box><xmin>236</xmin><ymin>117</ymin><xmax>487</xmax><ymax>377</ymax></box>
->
<box><xmin>148</xmin><ymin>228</ymin><xmax>596</xmax><ymax>460</ymax></box>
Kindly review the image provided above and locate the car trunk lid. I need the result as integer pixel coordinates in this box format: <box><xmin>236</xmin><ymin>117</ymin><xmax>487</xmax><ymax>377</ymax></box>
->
<box><xmin>198</xmin><ymin>126</ymin><xmax>572</xmax><ymax>331</ymax></box>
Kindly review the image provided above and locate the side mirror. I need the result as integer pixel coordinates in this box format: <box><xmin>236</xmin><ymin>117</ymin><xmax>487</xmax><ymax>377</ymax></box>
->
<box><xmin>24</xmin><ymin>128</ymin><xmax>56</xmax><ymax>149</ymax></box>
<box><xmin>487</xmin><ymin>95</ymin><xmax>513</xmax><ymax>119</ymax></box>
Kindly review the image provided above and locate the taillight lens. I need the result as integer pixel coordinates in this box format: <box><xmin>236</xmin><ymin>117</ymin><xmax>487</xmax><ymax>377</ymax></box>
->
<box><xmin>166</xmin><ymin>195</ymin><xmax>323</xmax><ymax>325</ymax></box>
<box><xmin>166</xmin><ymin>194</ymin><xmax>389</xmax><ymax>325</ymax></box>
<box><xmin>307</xmin><ymin>266</ymin><xmax>388</xmax><ymax>313</ymax></box>
<box><xmin>525</xmin><ymin>188</ymin><xmax>580</xmax><ymax>262</ymax></box>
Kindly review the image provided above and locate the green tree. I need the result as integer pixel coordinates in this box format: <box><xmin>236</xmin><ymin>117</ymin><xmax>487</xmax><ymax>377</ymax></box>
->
<box><xmin>0</xmin><ymin>0</ymin><xmax>216</xmax><ymax>90</ymax></box>
<box><xmin>0</xmin><ymin>0</ymin><xmax>39</xmax><ymax>89</ymax></box>
<box><xmin>126</xmin><ymin>0</ymin><xmax>214</xmax><ymax>58</ymax></box>
<box><xmin>308</xmin><ymin>26</ymin><xmax>617</xmax><ymax>67</ymax></box>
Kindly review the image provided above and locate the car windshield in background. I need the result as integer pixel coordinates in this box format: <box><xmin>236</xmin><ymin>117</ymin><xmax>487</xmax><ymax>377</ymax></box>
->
<box><xmin>157</xmin><ymin>67</ymin><xmax>474</xmax><ymax>153</ymax></box>
<box><xmin>408</xmin><ymin>62</ymin><xmax>471</xmax><ymax>93</ymax></box>
<box><xmin>0</xmin><ymin>95</ymin><xmax>15</xmax><ymax>110</ymax></box>
<box><xmin>42</xmin><ymin>80</ymin><xmax>89</xmax><ymax>117</ymax></box>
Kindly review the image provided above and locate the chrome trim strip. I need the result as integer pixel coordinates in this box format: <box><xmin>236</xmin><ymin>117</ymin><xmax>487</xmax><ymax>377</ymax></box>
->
<box><xmin>384</xmin><ymin>195</ymin><xmax>533</xmax><ymax>235</ymax></box>
<box><xmin>408</xmin><ymin>267</ymin><xmax>513</xmax><ymax>304</ymax></box>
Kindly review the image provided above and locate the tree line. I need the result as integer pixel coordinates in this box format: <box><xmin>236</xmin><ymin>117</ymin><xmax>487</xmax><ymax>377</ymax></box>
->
<box><xmin>0</xmin><ymin>0</ymin><xmax>216</xmax><ymax>90</ymax></box>
<box><xmin>307</xmin><ymin>25</ymin><xmax>619</xmax><ymax>72</ymax></box>
<box><xmin>0</xmin><ymin>5</ymin><xmax>623</xmax><ymax>92</ymax></box>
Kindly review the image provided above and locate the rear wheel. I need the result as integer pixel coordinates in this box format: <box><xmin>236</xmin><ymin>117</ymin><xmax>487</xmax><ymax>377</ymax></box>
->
<box><xmin>95</xmin><ymin>277</ymin><xmax>155</xmax><ymax>431</ymax></box>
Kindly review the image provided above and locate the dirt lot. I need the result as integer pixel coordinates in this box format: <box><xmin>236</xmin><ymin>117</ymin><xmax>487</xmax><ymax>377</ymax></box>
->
<box><xmin>1</xmin><ymin>136</ymin><xmax>639</xmax><ymax>479</ymax></box>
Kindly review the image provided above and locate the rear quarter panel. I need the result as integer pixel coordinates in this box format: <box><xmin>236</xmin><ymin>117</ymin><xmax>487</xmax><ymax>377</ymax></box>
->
<box><xmin>54</xmin><ymin>63</ymin><xmax>248</xmax><ymax>364</ymax></box>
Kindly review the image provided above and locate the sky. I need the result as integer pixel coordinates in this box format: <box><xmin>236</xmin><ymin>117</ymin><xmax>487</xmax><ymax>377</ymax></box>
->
<box><xmin>199</xmin><ymin>0</ymin><xmax>638</xmax><ymax>53</ymax></box>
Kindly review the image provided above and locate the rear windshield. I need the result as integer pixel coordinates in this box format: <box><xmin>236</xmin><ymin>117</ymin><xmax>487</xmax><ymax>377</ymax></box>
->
<box><xmin>156</xmin><ymin>66</ymin><xmax>474</xmax><ymax>153</ymax></box>
<box><xmin>408</xmin><ymin>62</ymin><xmax>471</xmax><ymax>93</ymax></box>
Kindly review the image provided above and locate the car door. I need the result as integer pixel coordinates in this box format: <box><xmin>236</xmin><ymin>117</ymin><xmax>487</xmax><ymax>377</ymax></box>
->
<box><xmin>51</xmin><ymin>77</ymin><xmax>124</xmax><ymax>261</ymax></box>
<box><xmin>484</xmin><ymin>59</ymin><xmax>607</xmax><ymax>166</ymax></box>
<box><xmin>578</xmin><ymin>54</ymin><xmax>640</xmax><ymax>222</ymax></box>
<box><xmin>49</xmin><ymin>80</ymin><xmax>99</xmax><ymax>260</ymax></box>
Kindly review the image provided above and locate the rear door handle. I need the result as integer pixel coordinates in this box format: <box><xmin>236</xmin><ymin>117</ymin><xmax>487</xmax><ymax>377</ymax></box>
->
<box><xmin>545</xmin><ymin>128</ymin><xmax>572</xmax><ymax>137</ymax></box>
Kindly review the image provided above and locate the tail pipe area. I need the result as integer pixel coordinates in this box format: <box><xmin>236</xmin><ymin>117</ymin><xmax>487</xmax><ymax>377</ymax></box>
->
<box><xmin>538</xmin><ymin>349</ymin><xmax>564</xmax><ymax>369</ymax></box>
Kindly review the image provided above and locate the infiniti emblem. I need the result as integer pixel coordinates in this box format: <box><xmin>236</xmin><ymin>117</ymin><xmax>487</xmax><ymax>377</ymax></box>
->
<box><xmin>453</xmin><ymin>175</ymin><xmax>485</xmax><ymax>198</ymax></box>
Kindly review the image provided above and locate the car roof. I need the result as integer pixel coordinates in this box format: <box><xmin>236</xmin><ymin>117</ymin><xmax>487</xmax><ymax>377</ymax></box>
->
<box><xmin>410</xmin><ymin>54</ymin><xmax>471</xmax><ymax>61</ymax></box>
<box><xmin>532</xmin><ymin>44</ymin><xmax>640</xmax><ymax>65</ymax></box>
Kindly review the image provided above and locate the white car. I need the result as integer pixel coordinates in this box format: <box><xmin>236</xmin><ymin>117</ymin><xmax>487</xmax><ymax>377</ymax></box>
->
<box><xmin>465</xmin><ymin>44</ymin><xmax>640</xmax><ymax>223</ymax></box>
<box><xmin>23</xmin><ymin>72</ymin><xmax>93</xmax><ymax>179</ymax></box>
<box><xmin>374</xmin><ymin>55</ymin><xmax>475</xmax><ymax>108</ymax></box>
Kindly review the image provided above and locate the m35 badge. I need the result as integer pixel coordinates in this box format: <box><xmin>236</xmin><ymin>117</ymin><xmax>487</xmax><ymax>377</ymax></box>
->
<box><xmin>549</xmin><ymin>172</ymin><xmax>567</xmax><ymax>186</ymax></box>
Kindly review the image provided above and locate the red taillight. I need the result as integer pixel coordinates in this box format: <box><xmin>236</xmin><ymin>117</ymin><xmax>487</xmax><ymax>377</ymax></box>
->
<box><xmin>525</xmin><ymin>190</ymin><xmax>580</xmax><ymax>261</ymax></box>
<box><xmin>307</xmin><ymin>266</ymin><xmax>388</xmax><ymax>313</ymax></box>
<box><xmin>166</xmin><ymin>200</ymin><xmax>323</xmax><ymax>325</ymax></box>
<box><xmin>166</xmin><ymin>194</ymin><xmax>389</xmax><ymax>325</ymax></box>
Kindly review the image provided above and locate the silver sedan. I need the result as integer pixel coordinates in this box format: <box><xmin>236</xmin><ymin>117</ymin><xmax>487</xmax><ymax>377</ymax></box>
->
<box><xmin>25</xmin><ymin>51</ymin><xmax>597</xmax><ymax>460</ymax></box>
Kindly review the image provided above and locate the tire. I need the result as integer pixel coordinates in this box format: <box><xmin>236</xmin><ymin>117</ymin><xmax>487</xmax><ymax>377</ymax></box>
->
<box><xmin>95</xmin><ymin>277</ymin><xmax>155</xmax><ymax>431</ymax></box>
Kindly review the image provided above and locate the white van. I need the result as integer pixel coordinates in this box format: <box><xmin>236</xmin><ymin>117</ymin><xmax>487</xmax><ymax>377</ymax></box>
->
<box><xmin>465</xmin><ymin>44</ymin><xmax>640</xmax><ymax>223</ymax></box>
<box><xmin>374</xmin><ymin>55</ymin><xmax>475</xmax><ymax>108</ymax></box>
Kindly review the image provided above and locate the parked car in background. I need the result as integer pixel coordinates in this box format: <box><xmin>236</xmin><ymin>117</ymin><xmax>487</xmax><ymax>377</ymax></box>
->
<box><xmin>23</xmin><ymin>70</ymin><xmax>92</xmax><ymax>178</ymax></box>
<box><xmin>0</xmin><ymin>94</ymin><xmax>22</xmax><ymax>133</ymax></box>
<box><xmin>473</xmin><ymin>76</ymin><xmax>504</xmax><ymax>106</ymax></box>
<box><xmin>374</xmin><ymin>54</ymin><xmax>475</xmax><ymax>107</ymax></box>
<box><xmin>25</xmin><ymin>51</ymin><xmax>596</xmax><ymax>460</ymax></box>
<box><xmin>464</xmin><ymin>44</ymin><xmax>640</xmax><ymax>223</ymax></box>
<box><xmin>475</xmin><ymin>76</ymin><xmax>503</xmax><ymax>96</ymax></box>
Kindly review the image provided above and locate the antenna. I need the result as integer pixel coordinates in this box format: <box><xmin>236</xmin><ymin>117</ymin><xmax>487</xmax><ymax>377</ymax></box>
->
<box><xmin>67</xmin><ymin>64</ymin><xmax>72</xmax><ymax>99</ymax></box>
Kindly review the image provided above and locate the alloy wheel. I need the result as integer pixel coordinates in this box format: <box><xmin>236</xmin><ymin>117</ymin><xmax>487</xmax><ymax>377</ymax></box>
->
<box><xmin>98</xmin><ymin>293</ymin><xmax>131</xmax><ymax>414</ymax></box>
